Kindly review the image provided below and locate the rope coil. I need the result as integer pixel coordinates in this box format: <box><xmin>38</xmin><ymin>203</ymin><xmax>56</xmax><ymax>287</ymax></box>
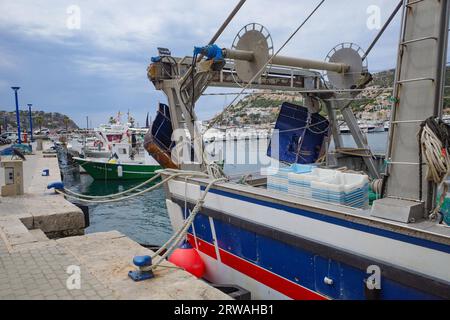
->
<box><xmin>418</xmin><ymin>117</ymin><xmax>450</xmax><ymax>220</ymax></box>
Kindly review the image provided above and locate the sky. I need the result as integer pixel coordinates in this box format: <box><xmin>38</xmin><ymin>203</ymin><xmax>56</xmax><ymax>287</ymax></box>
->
<box><xmin>0</xmin><ymin>0</ymin><xmax>403</xmax><ymax>128</ymax></box>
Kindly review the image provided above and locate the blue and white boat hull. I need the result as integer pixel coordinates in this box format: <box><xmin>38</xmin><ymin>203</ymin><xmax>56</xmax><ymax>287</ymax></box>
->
<box><xmin>165</xmin><ymin>178</ymin><xmax>450</xmax><ymax>300</ymax></box>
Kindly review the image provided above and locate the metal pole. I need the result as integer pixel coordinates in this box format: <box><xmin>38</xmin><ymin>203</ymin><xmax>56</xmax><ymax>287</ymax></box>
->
<box><xmin>223</xmin><ymin>48</ymin><xmax>350</xmax><ymax>73</ymax></box>
<box><xmin>201</xmin><ymin>0</ymin><xmax>247</xmax><ymax>58</ymax></box>
<box><xmin>11</xmin><ymin>87</ymin><xmax>21</xmax><ymax>144</ymax></box>
<box><xmin>181</xmin><ymin>0</ymin><xmax>247</xmax><ymax>83</ymax></box>
<box><xmin>271</xmin><ymin>55</ymin><xmax>348</xmax><ymax>73</ymax></box>
<box><xmin>28</xmin><ymin>104</ymin><xmax>33</xmax><ymax>141</ymax></box>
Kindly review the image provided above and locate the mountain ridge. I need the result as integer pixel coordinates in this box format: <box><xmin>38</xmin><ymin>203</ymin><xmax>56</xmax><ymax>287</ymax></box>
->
<box><xmin>0</xmin><ymin>110</ymin><xmax>78</xmax><ymax>132</ymax></box>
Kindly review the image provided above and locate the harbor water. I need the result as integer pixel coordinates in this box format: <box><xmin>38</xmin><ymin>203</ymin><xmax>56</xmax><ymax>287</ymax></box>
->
<box><xmin>62</xmin><ymin>132</ymin><xmax>389</xmax><ymax>246</ymax></box>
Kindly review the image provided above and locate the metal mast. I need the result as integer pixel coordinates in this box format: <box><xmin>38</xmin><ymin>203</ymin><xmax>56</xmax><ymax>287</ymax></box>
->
<box><xmin>374</xmin><ymin>0</ymin><xmax>450</xmax><ymax>222</ymax></box>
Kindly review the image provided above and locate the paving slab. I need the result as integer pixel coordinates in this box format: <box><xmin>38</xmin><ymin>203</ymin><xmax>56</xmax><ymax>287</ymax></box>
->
<box><xmin>58</xmin><ymin>231</ymin><xmax>230</xmax><ymax>300</ymax></box>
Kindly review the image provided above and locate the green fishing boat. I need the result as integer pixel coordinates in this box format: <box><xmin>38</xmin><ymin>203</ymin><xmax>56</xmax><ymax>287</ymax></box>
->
<box><xmin>73</xmin><ymin>157</ymin><xmax>162</xmax><ymax>180</ymax></box>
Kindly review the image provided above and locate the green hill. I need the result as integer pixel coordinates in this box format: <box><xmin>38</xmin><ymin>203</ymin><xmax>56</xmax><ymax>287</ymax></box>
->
<box><xmin>0</xmin><ymin>110</ymin><xmax>78</xmax><ymax>132</ymax></box>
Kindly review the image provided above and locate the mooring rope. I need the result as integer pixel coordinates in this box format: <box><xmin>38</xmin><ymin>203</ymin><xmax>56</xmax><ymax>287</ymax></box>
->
<box><xmin>56</xmin><ymin>170</ymin><xmax>211</xmax><ymax>204</ymax></box>
<box><xmin>54</xmin><ymin>166</ymin><xmax>228</xmax><ymax>270</ymax></box>
<box><xmin>150</xmin><ymin>177</ymin><xmax>227</xmax><ymax>270</ymax></box>
<box><xmin>63</xmin><ymin>173</ymin><xmax>163</xmax><ymax>199</ymax></box>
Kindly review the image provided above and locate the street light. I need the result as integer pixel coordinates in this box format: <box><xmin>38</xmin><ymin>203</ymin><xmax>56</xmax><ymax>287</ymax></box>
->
<box><xmin>11</xmin><ymin>87</ymin><xmax>21</xmax><ymax>144</ymax></box>
<box><xmin>28</xmin><ymin>104</ymin><xmax>33</xmax><ymax>141</ymax></box>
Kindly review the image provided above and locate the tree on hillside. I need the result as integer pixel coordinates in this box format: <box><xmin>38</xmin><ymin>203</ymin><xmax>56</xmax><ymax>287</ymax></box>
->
<box><xmin>63</xmin><ymin>116</ymin><xmax>70</xmax><ymax>132</ymax></box>
<box><xmin>36</xmin><ymin>116</ymin><xmax>44</xmax><ymax>132</ymax></box>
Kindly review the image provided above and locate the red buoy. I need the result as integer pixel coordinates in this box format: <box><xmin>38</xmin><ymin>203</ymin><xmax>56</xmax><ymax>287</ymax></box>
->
<box><xmin>169</xmin><ymin>241</ymin><xmax>205</xmax><ymax>278</ymax></box>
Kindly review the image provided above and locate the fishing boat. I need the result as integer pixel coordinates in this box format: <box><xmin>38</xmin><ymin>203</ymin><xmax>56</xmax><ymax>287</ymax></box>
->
<box><xmin>144</xmin><ymin>1</ymin><xmax>450</xmax><ymax>300</ymax></box>
<box><xmin>73</xmin><ymin>156</ymin><xmax>161</xmax><ymax>180</ymax></box>
<box><xmin>74</xmin><ymin>143</ymin><xmax>161</xmax><ymax>180</ymax></box>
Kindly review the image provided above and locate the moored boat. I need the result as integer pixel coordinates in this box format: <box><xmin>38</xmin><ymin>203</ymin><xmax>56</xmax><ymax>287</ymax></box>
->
<box><xmin>73</xmin><ymin>156</ymin><xmax>161</xmax><ymax>180</ymax></box>
<box><xmin>144</xmin><ymin>1</ymin><xmax>450</xmax><ymax>300</ymax></box>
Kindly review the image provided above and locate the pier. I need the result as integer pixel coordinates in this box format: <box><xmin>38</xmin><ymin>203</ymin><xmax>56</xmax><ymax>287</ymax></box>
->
<box><xmin>0</xmin><ymin>144</ymin><xmax>229</xmax><ymax>300</ymax></box>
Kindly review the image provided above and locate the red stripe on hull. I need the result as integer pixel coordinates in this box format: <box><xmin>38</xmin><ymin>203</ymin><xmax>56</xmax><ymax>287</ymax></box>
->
<box><xmin>188</xmin><ymin>234</ymin><xmax>327</xmax><ymax>300</ymax></box>
<box><xmin>187</xmin><ymin>234</ymin><xmax>217</xmax><ymax>259</ymax></box>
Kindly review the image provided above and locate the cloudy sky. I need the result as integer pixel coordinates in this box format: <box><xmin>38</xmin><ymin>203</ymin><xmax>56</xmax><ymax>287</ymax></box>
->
<box><xmin>0</xmin><ymin>0</ymin><xmax>402</xmax><ymax>127</ymax></box>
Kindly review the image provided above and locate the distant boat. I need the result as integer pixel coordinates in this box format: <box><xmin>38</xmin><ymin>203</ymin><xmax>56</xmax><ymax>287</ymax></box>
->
<box><xmin>368</xmin><ymin>122</ymin><xmax>385</xmax><ymax>133</ymax></box>
<box><xmin>339</xmin><ymin>121</ymin><xmax>387</xmax><ymax>134</ymax></box>
<box><xmin>339</xmin><ymin>125</ymin><xmax>350</xmax><ymax>134</ymax></box>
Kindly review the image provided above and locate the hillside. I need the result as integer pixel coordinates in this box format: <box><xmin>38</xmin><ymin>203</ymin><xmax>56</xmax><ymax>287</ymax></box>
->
<box><xmin>212</xmin><ymin>68</ymin><xmax>450</xmax><ymax>127</ymax></box>
<box><xmin>0</xmin><ymin>110</ymin><xmax>78</xmax><ymax>132</ymax></box>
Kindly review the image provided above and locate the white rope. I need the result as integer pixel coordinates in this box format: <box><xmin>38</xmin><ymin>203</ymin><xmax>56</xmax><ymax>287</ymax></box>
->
<box><xmin>56</xmin><ymin>171</ymin><xmax>210</xmax><ymax>204</ymax></box>
<box><xmin>419</xmin><ymin>121</ymin><xmax>450</xmax><ymax>219</ymax></box>
<box><xmin>63</xmin><ymin>173</ymin><xmax>162</xmax><ymax>199</ymax></box>
<box><xmin>150</xmin><ymin>177</ymin><xmax>227</xmax><ymax>270</ymax></box>
<box><xmin>57</xmin><ymin>165</ymin><xmax>228</xmax><ymax>269</ymax></box>
<box><xmin>420</xmin><ymin>124</ymin><xmax>450</xmax><ymax>185</ymax></box>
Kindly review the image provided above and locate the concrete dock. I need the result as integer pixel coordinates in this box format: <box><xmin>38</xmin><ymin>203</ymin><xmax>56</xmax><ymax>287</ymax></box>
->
<box><xmin>0</xmin><ymin>145</ymin><xmax>229</xmax><ymax>300</ymax></box>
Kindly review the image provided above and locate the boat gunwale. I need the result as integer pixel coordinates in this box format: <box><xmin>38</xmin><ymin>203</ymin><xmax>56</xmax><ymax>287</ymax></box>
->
<box><xmin>164</xmin><ymin>175</ymin><xmax>450</xmax><ymax>245</ymax></box>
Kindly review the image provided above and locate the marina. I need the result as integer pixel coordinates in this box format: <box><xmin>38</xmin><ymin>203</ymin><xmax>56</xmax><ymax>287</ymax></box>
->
<box><xmin>1</xmin><ymin>0</ymin><xmax>450</xmax><ymax>304</ymax></box>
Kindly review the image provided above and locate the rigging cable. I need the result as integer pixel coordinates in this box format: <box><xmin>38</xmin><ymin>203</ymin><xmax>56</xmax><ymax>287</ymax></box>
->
<box><xmin>206</xmin><ymin>0</ymin><xmax>327</xmax><ymax>131</ymax></box>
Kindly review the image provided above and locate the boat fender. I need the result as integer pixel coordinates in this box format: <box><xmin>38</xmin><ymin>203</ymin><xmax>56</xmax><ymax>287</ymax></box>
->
<box><xmin>168</xmin><ymin>240</ymin><xmax>205</xmax><ymax>278</ymax></box>
<box><xmin>47</xmin><ymin>182</ymin><xmax>64</xmax><ymax>191</ymax></box>
<box><xmin>117</xmin><ymin>165</ymin><xmax>123</xmax><ymax>177</ymax></box>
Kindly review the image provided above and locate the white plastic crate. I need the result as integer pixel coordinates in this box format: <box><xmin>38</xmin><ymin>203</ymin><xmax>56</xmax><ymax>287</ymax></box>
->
<box><xmin>288</xmin><ymin>168</ymin><xmax>369</xmax><ymax>209</ymax></box>
<box><xmin>267</xmin><ymin>166</ymin><xmax>369</xmax><ymax>209</ymax></box>
<box><xmin>310</xmin><ymin>171</ymin><xmax>369</xmax><ymax>209</ymax></box>
<box><xmin>266</xmin><ymin>167</ymin><xmax>291</xmax><ymax>193</ymax></box>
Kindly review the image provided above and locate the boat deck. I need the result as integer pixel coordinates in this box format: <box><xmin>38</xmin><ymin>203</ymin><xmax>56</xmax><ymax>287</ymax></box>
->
<box><xmin>178</xmin><ymin>176</ymin><xmax>450</xmax><ymax>244</ymax></box>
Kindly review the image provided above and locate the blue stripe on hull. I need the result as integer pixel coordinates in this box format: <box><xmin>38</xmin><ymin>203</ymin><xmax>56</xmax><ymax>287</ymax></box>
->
<box><xmin>190</xmin><ymin>211</ymin><xmax>440</xmax><ymax>300</ymax></box>
<box><xmin>201</xmin><ymin>187</ymin><xmax>450</xmax><ymax>254</ymax></box>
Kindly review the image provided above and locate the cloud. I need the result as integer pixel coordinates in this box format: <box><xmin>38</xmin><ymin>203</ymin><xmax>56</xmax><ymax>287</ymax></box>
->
<box><xmin>74</xmin><ymin>56</ymin><xmax>145</xmax><ymax>81</ymax></box>
<box><xmin>0</xmin><ymin>0</ymin><xmax>405</xmax><ymax>126</ymax></box>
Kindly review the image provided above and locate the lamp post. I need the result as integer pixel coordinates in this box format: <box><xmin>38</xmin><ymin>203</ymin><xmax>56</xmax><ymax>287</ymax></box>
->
<box><xmin>28</xmin><ymin>104</ymin><xmax>33</xmax><ymax>141</ymax></box>
<box><xmin>11</xmin><ymin>87</ymin><xmax>21</xmax><ymax>144</ymax></box>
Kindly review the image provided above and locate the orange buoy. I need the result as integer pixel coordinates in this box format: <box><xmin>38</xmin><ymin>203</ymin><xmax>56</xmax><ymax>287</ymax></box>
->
<box><xmin>169</xmin><ymin>241</ymin><xmax>205</xmax><ymax>278</ymax></box>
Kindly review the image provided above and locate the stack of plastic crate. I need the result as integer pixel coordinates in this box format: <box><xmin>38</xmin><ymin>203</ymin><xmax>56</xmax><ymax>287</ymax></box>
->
<box><xmin>310</xmin><ymin>171</ymin><xmax>369</xmax><ymax>209</ymax></box>
<box><xmin>290</xmin><ymin>168</ymin><xmax>338</xmax><ymax>200</ymax></box>
<box><xmin>287</xmin><ymin>166</ymin><xmax>322</xmax><ymax>198</ymax></box>
<box><xmin>266</xmin><ymin>167</ymin><xmax>291</xmax><ymax>193</ymax></box>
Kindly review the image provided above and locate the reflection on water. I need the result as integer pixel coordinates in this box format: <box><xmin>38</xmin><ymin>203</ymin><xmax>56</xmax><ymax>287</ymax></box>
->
<box><xmin>64</xmin><ymin>172</ymin><xmax>172</xmax><ymax>246</ymax></box>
